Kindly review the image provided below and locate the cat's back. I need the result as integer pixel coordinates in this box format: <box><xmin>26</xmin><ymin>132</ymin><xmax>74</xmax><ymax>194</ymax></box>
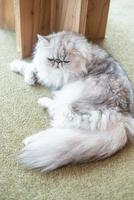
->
<box><xmin>88</xmin><ymin>44</ymin><xmax>133</xmax><ymax>94</ymax></box>
<box><xmin>82</xmin><ymin>45</ymin><xmax>134</xmax><ymax>115</ymax></box>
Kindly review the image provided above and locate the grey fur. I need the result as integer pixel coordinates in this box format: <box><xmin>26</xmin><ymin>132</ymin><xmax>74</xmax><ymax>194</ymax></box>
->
<box><xmin>72</xmin><ymin>45</ymin><xmax>134</xmax><ymax>117</ymax></box>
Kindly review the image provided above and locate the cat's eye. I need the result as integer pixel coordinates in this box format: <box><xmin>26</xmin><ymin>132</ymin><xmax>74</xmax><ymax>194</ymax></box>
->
<box><xmin>48</xmin><ymin>57</ymin><xmax>70</xmax><ymax>64</ymax></box>
<box><xmin>47</xmin><ymin>57</ymin><xmax>70</xmax><ymax>68</ymax></box>
<box><xmin>48</xmin><ymin>58</ymin><xmax>54</xmax><ymax>62</ymax></box>
<box><xmin>63</xmin><ymin>60</ymin><xmax>70</xmax><ymax>64</ymax></box>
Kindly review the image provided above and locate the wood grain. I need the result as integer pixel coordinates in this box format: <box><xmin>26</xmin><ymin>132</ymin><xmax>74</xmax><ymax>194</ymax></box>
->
<box><xmin>85</xmin><ymin>0</ymin><xmax>110</xmax><ymax>40</ymax></box>
<box><xmin>54</xmin><ymin>0</ymin><xmax>82</xmax><ymax>32</ymax></box>
<box><xmin>0</xmin><ymin>0</ymin><xmax>15</xmax><ymax>30</ymax></box>
<box><xmin>52</xmin><ymin>0</ymin><xmax>110</xmax><ymax>39</ymax></box>
<box><xmin>13</xmin><ymin>0</ymin><xmax>110</xmax><ymax>58</ymax></box>
<box><xmin>14</xmin><ymin>0</ymin><xmax>53</xmax><ymax>58</ymax></box>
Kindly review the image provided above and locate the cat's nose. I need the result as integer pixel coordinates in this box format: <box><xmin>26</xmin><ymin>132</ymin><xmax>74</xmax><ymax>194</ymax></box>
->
<box><xmin>55</xmin><ymin>59</ymin><xmax>61</xmax><ymax>68</ymax></box>
<box><xmin>55</xmin><ymin>59</ymin><xmax>60</xmax><ymax>64</ymax></box>
<box><xmin>56</xmin><ymin>63</ymin><xmax>60</xmax><ymax>68</ymax></box>
<box><xmin>53</xmin><ymin>62</ymin><xmax>59</xmax><ymax>69</ymax></box>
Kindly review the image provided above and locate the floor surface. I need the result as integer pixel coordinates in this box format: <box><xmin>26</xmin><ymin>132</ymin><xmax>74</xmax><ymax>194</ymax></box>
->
<box><xmin>0</xmin><ymin>0</ymin><xmax>134</xmax><ymax>199</ymax></box>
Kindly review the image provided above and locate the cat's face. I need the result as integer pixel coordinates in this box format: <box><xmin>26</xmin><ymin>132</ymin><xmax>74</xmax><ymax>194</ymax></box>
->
<box><xmin>36</xmin><ymin>32</ymin><xmax>91</xmax><ymax>76</ymax></box>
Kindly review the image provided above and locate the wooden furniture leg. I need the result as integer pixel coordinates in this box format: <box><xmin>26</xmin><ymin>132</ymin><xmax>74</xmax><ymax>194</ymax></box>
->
<box><xmin>14</xmin><ymin>0</ymin><xmax>53</xmax><ymax>58</ymax></box>
<box><xmin>0</xmin><ymin>0</ymin><xmax>15</xmax><ymax>30</ymax></box>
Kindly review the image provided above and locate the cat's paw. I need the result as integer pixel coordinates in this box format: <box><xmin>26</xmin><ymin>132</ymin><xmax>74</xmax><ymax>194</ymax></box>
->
<box><xmin>38</xmin><ymin>97</ymin><xmax>53</xmax><ymax>108</ymax></box>
<box><xmin>10</xmin><ymin>59</ymin><xmax>23</xmax><ymax>73</ymax></box>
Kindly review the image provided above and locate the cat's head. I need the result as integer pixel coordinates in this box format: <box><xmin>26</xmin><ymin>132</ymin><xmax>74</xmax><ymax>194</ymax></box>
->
<box><xmin>34</xmin><ymin>31</ymin><xmax>93</xmax><ymax>89</ymax></box>
<box><xmin>35</xmin><ymin>31</ymin><xmax>92</xmax><ymax>76</ymax></box>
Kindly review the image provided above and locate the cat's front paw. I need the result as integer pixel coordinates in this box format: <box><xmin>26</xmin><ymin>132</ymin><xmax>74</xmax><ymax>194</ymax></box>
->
<box><xmin>38</xmin><ymin>97</ymin><xmax>53</xmax><ymax>109</ymax></box>
<box><xmin>10</xmin><ymin>59</ymin><xmax>23</xmax><ymax>73</ymax></box>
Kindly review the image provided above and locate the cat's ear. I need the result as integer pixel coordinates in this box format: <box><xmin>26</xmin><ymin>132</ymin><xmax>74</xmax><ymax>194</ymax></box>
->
<box><xmin>37</xmin><ymin>34</ymin><xmax>43</xmax><ymax>40</ymax></box>
<box><xmin>37</xmin><ymin>34</ymin><xmax>49</xmax><ymax>45</ymax></box>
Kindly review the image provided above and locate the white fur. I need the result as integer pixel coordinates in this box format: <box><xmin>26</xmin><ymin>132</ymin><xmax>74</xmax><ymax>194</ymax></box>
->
<box><xmin>19</xmin><ymin>79</ymin><xmax>134</xmax><ymax>172</ymax></box>
<box><xmin>20</xmin><ymin>123</ymin><xmax>128</xmax><ymax>172</ymax></box>
<box><xmin>10</xmin><ymin>31</ymin><xmax>134</xmax><ymax>172</ymax></box>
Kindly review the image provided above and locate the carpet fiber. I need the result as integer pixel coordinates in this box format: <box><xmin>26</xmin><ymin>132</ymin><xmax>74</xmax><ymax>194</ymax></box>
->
<box><xmin>0</xmin><ymin>0</ymin><xmax>134</xmax><ymax>199</ymax></box>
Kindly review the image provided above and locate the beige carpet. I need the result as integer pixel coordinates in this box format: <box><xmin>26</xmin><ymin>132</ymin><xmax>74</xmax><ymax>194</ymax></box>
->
<box><xmin>0</xmin><ymin>0</ymin><xmax>134</xmax><ymax>199</ymax></box>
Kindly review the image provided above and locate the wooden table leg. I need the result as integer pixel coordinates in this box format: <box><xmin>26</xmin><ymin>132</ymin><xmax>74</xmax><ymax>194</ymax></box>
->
<box><xmin>85</xmin><ymin>0</ymin><xmax>110</xmax><ymax>40</ymax></box>
<box><xmin>14</xmin><ymin>0</ymin><xmax>53</xmax><ymax>58</ymax></box>
<box><xmin>0</xmin><ymin>0</ymin><xmax>15</xmax><ymax>30</ymax></box>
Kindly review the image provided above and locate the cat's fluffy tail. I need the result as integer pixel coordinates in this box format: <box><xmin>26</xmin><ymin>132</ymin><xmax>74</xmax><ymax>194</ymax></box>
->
<box><xmin>18</xmin><ymin>118</ymin><xmax>134</xmax><ymax>172</ymax></box>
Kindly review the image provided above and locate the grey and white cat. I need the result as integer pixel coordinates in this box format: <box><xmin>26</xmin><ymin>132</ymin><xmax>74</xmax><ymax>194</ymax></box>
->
<box><xmin>10</xmin><ymin>31</ymin><xmax>134</xmax><ymax>172</ymax></box>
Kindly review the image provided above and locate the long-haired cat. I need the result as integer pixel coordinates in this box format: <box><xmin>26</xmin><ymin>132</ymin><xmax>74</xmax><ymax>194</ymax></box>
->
<box><xmin>10</xmin><ymin>31</ymin><xmax>134</xmax><ymax>172</ymax></box>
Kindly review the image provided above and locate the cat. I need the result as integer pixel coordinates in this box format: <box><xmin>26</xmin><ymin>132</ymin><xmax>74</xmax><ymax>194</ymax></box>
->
<box><xmin>10</xmin><ymin>31</ymin><xmax>134</xmax><ymax>172</ymax></box>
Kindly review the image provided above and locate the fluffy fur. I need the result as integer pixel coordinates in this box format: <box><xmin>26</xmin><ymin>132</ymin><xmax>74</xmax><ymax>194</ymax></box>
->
<box><xmin>10</xmin><ymin>31</ymin><xmax>134</xmax><ymax>172</ymax></box>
